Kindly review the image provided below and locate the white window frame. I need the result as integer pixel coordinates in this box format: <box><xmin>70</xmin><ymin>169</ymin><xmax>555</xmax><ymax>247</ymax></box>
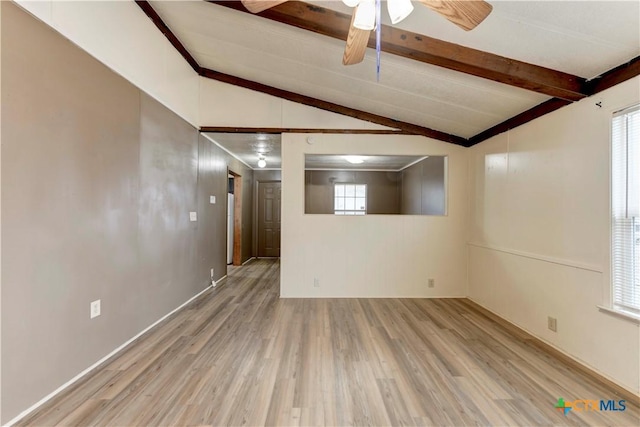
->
<box><xmin>334</xmin><ymin>183</ymin><xmax>367</xmax><ymax>215</ymax></box>
<box><xmin>610</xmin><ymin>104</ymin><xmax>640</xmax><ymax>320</ymax></box>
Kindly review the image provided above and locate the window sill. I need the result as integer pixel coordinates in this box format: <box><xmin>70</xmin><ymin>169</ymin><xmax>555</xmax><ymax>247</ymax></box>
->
<box><xmin>597</xmin><ymin>305</ymin><xmax>640</xmax><ymax>325</ymax></box>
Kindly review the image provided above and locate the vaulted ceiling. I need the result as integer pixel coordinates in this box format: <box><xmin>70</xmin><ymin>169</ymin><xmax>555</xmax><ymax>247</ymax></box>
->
<box><xmin>141</xmin><ymin>0</ymin><xmax>640</xmax><ymax>146</ymax></box>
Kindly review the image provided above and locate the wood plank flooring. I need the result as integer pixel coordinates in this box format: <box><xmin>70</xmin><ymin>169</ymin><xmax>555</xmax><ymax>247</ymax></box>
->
<box><xmin>17</xmin><ymin>259</ymin><xmax>640</xmax><ymax>426</ymax></box>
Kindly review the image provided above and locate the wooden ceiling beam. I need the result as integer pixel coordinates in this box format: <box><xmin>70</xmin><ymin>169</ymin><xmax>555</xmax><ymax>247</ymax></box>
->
<box><xmin>468</xmin><ymin>98</ymin><xmax>571</xmax><ymax>145</ymax></box>
<box><xmin>136</xmin><ymin>0</ymin><xmax>466</xmax><ymax>146</ymax></box>
<box><xmin>200</xmin><ymin>127</ymin><xmax>410</xmax><ymax>134</ymax></box>
<box><xmin>586</xmin><ymin>55</ymin><xmax>640</xmax><ymax>95</ymax></box>
<box><xmin>468</xmin><ymin>58</ymin><xmax>640</xmax><ymax>145</ymax></box>
<box><xmin>135</xmin><ymin>0</ymin><xmax>201</xmax><ymax>73</ymax></box>
<box><xmin>208</xmin><ymin>1</ymin><xmax>588</xmax><ymax>101</ymax></box>
<box><xmin>136</xmin><ymin>1</ymin><xmax>640</xmax><ymax>149</ymax></box>
<box><xmin>200</xmin><ymin>68</ymin><xmax>467</xmax><ymax>145</ymax></box>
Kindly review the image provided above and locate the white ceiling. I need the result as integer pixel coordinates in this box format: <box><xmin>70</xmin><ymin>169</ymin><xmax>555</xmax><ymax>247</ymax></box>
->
<box><xmin>150</xmin><ymin>0</ymin><xmax>639</xmax><ymax>139</ymax></box>
<box><xmin>152</xmin><ymin>0</ymin><xmax>638</xmax><ymax>164</ymax></box>
<box><xmin>205</xmin><ymin>132</ymin><xmax>283</xmax><ymax>169</ymax></box>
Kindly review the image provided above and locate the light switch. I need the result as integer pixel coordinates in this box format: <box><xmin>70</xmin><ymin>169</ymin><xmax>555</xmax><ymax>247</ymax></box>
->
<box><xmin>189</xmin><ymin>211</ymin><xmax>197</xmax><ymax>222</ymax></box>
<box><xmin>90</xmin><ymin>300</ymin><xmax>101</xmax><ymax>319</ymax></box>
<box><xmin>210</xmin><ymin>196</ymin><xmax>216</xmax><ymax>204</ymax></box>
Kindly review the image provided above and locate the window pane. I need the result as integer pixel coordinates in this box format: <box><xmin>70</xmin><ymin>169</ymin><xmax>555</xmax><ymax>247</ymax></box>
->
<box><xmin>355</xmin><ymin>198</ymin><xmax>366</xmax><ymax>210</ymax></box>
<box><xmin>356</xmin><ymin>185</ymin><xmax>366</xmax><ymax>197</ymax></box>
<box><xmin>612</xmin><ymin>105</ymin><xmax>640</xmax><ymax>313</ymax></box>
<box><xmin>335</xmin><ymin>198</ymin><xmax>345</xmax><ymax>210</ymax></box>
<box><xmin>345</xmin><ymin>185</ymin><xmax>355</xmax><ymax>197</ymax></box>
<box><xmin>355</xmin><ymin>211</ymin><xmax>365</xmax><ymax>215</ymax></box>
<box><xmin>335</xmin><ymin>211</ymin><xmax>345</xmax><ymax>215</ymax></box>
<box><xmin>335</xmin><ymin>184</ymin><xmax>344</xmax><ymax>197</ymax></box>
<box><xmin>345</xmin><ymin>198</ymin><xmax>355</xmax><ymax>210</ymax></box>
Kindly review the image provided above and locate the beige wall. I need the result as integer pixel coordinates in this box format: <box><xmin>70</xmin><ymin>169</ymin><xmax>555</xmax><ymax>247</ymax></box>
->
<box><xmin>15</xmin><ymin>0</ymin><xmax>199</xmax><ymax>127</ymax></box>
<box><xmin>468</xmin><ymin>76</ymin><xmax>640</xmax><ymax>394</ymax></box>
<box><xmin>281</xmin><ymin>133</ymin><xmax>468</xmax><ymax>298</ymax></box>
<box><xmin>0</xmin><ymin>3</ymin><xmax>251</xmax><ymax>422</ymax></box>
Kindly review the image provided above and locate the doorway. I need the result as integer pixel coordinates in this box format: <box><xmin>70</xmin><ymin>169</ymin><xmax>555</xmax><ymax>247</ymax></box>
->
<box><xmin>228</xmin><ymin>170</ymin><xmax>243</xmax><ymax>266</ymax></box>
<box><xmin>257</xmin><ymin>181</ymin><xmax>281</xmax><ymax>257</ymax></box>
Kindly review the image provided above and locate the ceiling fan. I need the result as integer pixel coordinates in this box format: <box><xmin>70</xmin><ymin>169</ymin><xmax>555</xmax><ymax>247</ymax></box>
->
<box><xmin>239</xmin><ymin>0</ymin><xmax>493</xmax><ymax>65</ymax></box>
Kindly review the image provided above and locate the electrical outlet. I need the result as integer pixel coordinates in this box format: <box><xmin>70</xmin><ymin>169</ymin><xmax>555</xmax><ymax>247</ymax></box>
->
<box><xmin>313</xmin><ymin>278</ymin><xmax>320</xmax><ymax>288</ymax></box>
<box><xmin>210</xmin><ymin>195</ymin><xmax>216</xmax><ymax>204</ymax></box>
<box><xmin>548</xmin><ymin>316</ymin><xmax>557</xmax><ymax>332</ymax></box>
<box><xmin>210</xmin><ymin>268</ymin><xmax>215</xmax><ymax>278</ymax></box>
<box><xmin>90</xmin><ymin>300</ymin><xmax>101</xmax><ymax>319</ymax></box>
<box><xmin>428</xmin><ymin>278</ymin><xmax>435</xmax><ymax>288</ymax></box>
<box><xmin>189</xmin><ymin>211</ymin><xmax>197</xmax><ymax>222</ymax></box>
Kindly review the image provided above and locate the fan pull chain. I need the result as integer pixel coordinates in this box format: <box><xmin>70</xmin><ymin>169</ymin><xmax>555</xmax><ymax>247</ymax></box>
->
<box><xmin>376</xmin><ymin>0</ymin><xmax>381</xmax><ymax>81</ymax></box>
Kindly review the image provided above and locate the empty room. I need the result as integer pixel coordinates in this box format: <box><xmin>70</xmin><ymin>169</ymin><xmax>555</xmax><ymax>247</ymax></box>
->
<box><xmin>1</xmin><ymin>0</ymin><xmax>639</xmax><ymax>426</ymax></box>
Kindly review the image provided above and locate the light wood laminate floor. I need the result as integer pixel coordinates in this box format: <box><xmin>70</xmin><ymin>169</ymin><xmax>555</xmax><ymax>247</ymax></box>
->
<box><xmin>18</xmin><ymin>259</ymin><xmax>640</xmax><ymax>426</ymax></box>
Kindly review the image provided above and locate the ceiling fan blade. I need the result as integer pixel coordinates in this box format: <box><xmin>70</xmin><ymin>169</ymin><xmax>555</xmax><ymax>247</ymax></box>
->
<box><xmin>241</xmin><ymin>0</ymin><xmax>288</xmax><ymax>14</ymax></box>
<box><xmin>418</xmin><ymin>0</ymin><xmax>492</xmax><ymax>31</ymax></box>
<box><xmin>343</xmin><ymin>7</ymin><xmax>371</xmax><ymax>66</ymax></box>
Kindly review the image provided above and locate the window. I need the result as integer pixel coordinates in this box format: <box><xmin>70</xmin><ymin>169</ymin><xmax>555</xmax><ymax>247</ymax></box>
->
<box><xmin>611</xmin><ymin>105</ymin><xmax>640</xmax><ymax>315</ymax></box>
<box><xmin>334</xmin><ymin>184</ymin><xmax>366</xmax><ymax>215</ymax></box>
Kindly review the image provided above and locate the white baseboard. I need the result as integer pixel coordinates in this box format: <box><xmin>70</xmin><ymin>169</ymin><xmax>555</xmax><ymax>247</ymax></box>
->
<box><xmin>213</xmin><ymin>275</ymin><xmax>228</xmax><ymax>287</ymax></box>
<box><xmin>242</xmin><ymin>257</ymin><xmax>255</xmax><ymax>266</ymax></box>
<box><xmin>467</xmin><ymin>297</ymin><xmax>640</xmax><ymax>398</ymax></box>
<box><xmin>4</xmin><ymin>284</ymin><xmax>213</xmax><ymax>427</ymax></box>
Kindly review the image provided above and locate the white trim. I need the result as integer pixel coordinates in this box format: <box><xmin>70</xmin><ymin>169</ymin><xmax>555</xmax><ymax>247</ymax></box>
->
<box><xmin>597</xmin><ymin>305</ymin><xmax>640</xmax><ymax>325</ymax></box>
<box><xmin>397</xmin><ymin>155</ymin><xmax>431</xmax><ymax>172</ymax></box>
<box><xmin>212</xmin><ymin>275</ymin><xmax>228</xmax><ymax>288</ymax></box>
<box><xmin>468</xmin><ymin>242</ymin><xmax>603</xmax><ymax>273</ymax></box>
<box><xmin>242</xmin><ymin>257</ymin><xmax>255</xmax><ymax>266</ymax></box>
<box><xmin>4</xmin><ymin>284</ymin><xmax>213</xmax><ymax>427</ymax></box>
<box><xmin>469</xmin><ymin>298</ymin><xmax>640</xmax><ymax>397</ymax></box>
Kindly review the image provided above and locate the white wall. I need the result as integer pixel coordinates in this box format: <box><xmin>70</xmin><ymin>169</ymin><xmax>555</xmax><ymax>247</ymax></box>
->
<box><xmin>468</xmin><ymin>76</ymin><xmax>640</xmax><ymax>394</ymax></box>
<box><xmin>199</xmin><ymin>78</ymin><xmax>392</xmax><ymax>130</ymax></box>
<box><xmin>281</xmin><ymin>134</ymin><xmax>468</xmax><ymax>298</ymax></box>
<box><xmin>15</xmin><ymin>0</ymin><xmax>199</xmax><ymax>127</ymax></box>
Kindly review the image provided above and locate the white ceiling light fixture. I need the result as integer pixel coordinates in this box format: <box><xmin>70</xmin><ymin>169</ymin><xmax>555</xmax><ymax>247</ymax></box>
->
<box><xmin>345</xmin><ymin>155</ymin><xmax>366</xmax><ymax>164</ymax></box>
<box><xmin>348</xmin><ymin>0</ymin><xmax>414</xmax><ymax>29</ymax></box>
<box><xmin>342</xmin><ymin>0</ymin><xmax>360</xmax><ymax>7</ymax></box>
<box><xmin>250</xmin><ymin>139</ymin><xmax>273</xmax><ymax>169</ymax></box>
<box><xmin>353</xmin><ymin>0</ymin><xmax>376</xmax><ymax>30</ymax></box>
<box><xmin>387</xmin><ymin>0</ymin><xmax>414</xmax><ymax>24</ymax></box>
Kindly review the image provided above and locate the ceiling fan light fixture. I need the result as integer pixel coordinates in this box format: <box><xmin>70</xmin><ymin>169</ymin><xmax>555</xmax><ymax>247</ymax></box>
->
<box><xmin>387</xmin><ymin>0</ymin><xmax>414</xmax><ymax>24</ymax></box>
<box><xmin>342</xmin><ymin>0</ymin><xmax>360</xmax><ymax>7</ymax></box>
<box><xmin>353</xmin><ymin>0</ymin><xmax>376</xmax><ymax>31</ymax></box>
<box><xmin>345</xmin><ymin>155</ymin><xmax>366</xmax><ymax>164</ymax></box>
<box><xmin>257</xmin><ymin>157</ymin><xmax>267</xmax><ymax>168</ymax></box>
